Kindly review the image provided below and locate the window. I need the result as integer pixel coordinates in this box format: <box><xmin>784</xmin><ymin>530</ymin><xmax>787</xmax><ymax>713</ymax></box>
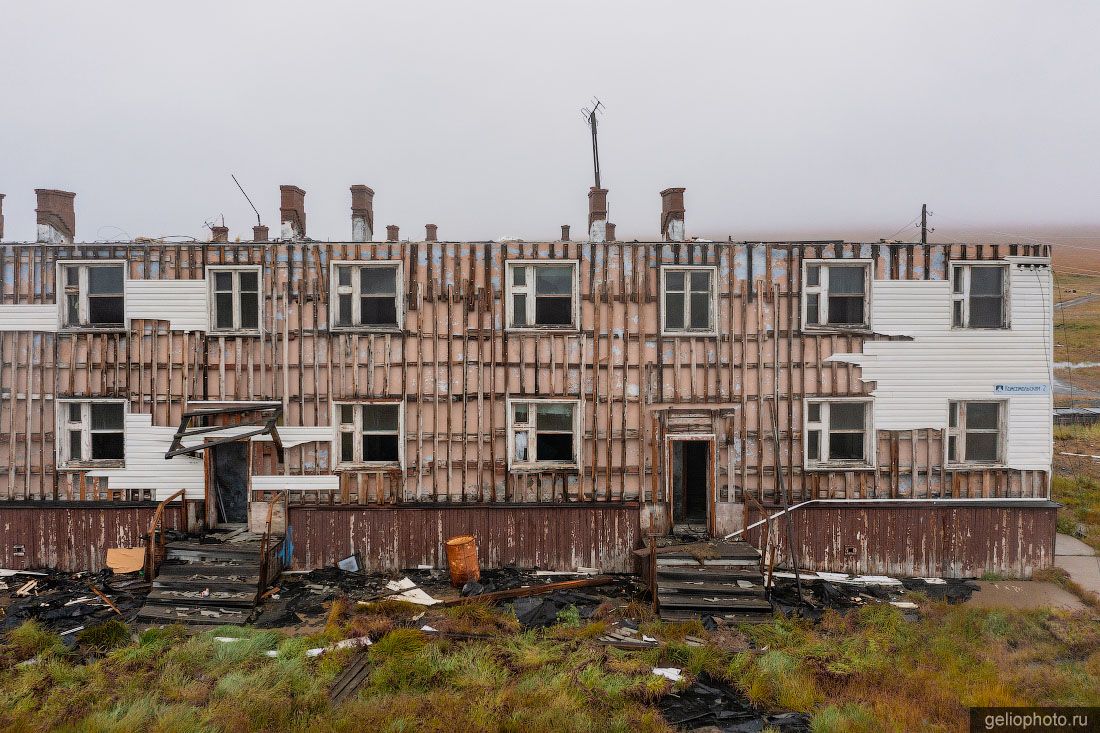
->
<box><xmin>59</xmin><ymin>263</ymin><xmax>125</xmax><ymax>329</ymax></box>
<box><xmin>947</xmin><ymin>401</ymin><xmax>1004</xmax><ymax>464</ymax></box>
<box><xmin>208</xmin><ymin>267</ymin><xmax>261</xmax><ymax>333</ymax></box>
<box><xmin>952</xmin><ymin>264</ymin><xmax>1008</xmax><ymax>329</ymax></box>
<box><xmin>330</xmin><ymin>262</ymin><xmax>403</xmax><ymax>330</ymax></box>
<box><xmin>506</xmin><ymin>262</ymin><xmax>578</xmax><ymax>329</ymax></box>
<box><xmin>804</xmin><ymin>399</ymin><xmax>873</xmax><ymax>468</ymax></box>
<box><xmin>57</xmin><ymin>400</ymin><xmax>125</xmax><ymax>467</ymax></box>
<box><xmin>335</xmin><ymin>402</ymin><xmax>403</xmax><ymax>465</ymax></box>
<box><xmin>802</xmin><ymin>261</ymin><xmax>870</xmax><ymax>329</ymax></box>
<box><xmin>508</xmin><ymin>400</ymin><xmax>579</xmax><ymax>467</ymax></box>
<box><xmin>662</xmin><ymin>267</ymin><xmax>717</xmax><ymax>334</ymax></box>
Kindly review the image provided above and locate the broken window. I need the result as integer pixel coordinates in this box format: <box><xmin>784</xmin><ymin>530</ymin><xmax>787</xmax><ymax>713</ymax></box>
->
<box><xmin>506</xmin><ymin>262</ymin><xmax>577</xmax><ymax>329</ymax></box>
<box><xmin>952</xmin><ymin>264</ymin><xmax>1008</xmax><ymax>329</ymax></box>
<box><xmin>509</xmin><ymin>401</ymin><xmax>578</xmax><ymax>467</ymax></box>
<box><xmin>662</xmin><ymin>267</ymin><xmax>716</xmax><ymax>333</ymax></box>
<box><xmin>804</xmin><ymin>399</ymin><xmax>873</xmax><ymax>468</ymax></box>
<box><xmin>802</xmin><ymin>262</ymin><xmax>870</xmax><ymax>329</ymax></box>
<box><xmin>335</xmin><ymin>402</ymin><xmax>402</xmax><ymax>465</ymax></box>
<box><xmin>331</xmin><ymin>263</ymin><xmax>402</xmax><ymax>329</ymax></box>
<box><xmin>60</xmin><ymin>263</ymin><xmax>126</xmax><ymax>329</ymax></box>
<box><xmin>947</xmin><ymin>401</ymin><xmax>1004</xmax><ymax>464</ymax></box>
<box><xmin>58</xmin><ymin>400</ymin><xmax>125</xmax><ymax>467</ymax></box>
<box><xmin>208</xmin><ymin>267</ymin><xmax>261</xmax><ymax>333</ymax></box>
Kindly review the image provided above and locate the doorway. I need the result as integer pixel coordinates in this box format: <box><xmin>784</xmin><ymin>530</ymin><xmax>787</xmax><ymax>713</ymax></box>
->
<box><xmin>211</xmin><ymin>442</ymin><xmax>249</xmax><ymax>525</ymax></box>
<box><xmin>669</xmin><ymin>439</ymin><xmax>712</xmax><ymax>534</ymax></box>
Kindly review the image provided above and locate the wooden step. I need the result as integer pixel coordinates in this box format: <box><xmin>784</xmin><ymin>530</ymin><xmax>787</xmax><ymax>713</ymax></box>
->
<box><xmin>158</xmin><ymin>562</ymin><xmax>261</xmax><ymax>577</ymax></box>
<box><xmin>656</xmin><ymin>580</ymin><xmax>765</xmax><ymax>595</ymax></box>
<box><xmin>656</xmin><ymin>556</ymin><xmax>760</xmax><ymax>568</ymax></box>
<box><xmin>146</xmin><ymin>588</ymin><xmax>256</xmax><ymax>607</ymax></box>
<box><xmin>655</xmin><ymin>567</ymin><xmax>764</xmax><ymax>583</ymax></box>
<box><xmin>659</xmin><ymin>608</ymin><xmax>775</xmax><ymax>624</ymax></box>
<box><xmin>154</xmin><ymin>579</ymin><xmax>261</xmax><ymax>592</ymax></box>
<box><xmin>136</xmin><ymin>604</ymin><xmax>252</xmax><ymax>625</ymax></box>
<box><xmin>657</xmin><ymin>594</ymin><xmax>773</xmax><ymax>612</ymax></box>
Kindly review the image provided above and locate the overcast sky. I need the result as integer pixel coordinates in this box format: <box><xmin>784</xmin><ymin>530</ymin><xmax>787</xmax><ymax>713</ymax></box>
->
<box><xmin>2</xmin><ymin>1</ymin><xmax>1098</xmax><ymax>243</ymax></box>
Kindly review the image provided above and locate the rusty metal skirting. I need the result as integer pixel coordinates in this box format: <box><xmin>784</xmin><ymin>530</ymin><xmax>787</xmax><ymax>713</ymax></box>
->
<box><xmin>0</xmin><ymin>502</ymin><xmax>186</xmax><ymax>572</ymax></box>
<box><xmin>745</xmin><ymin>501</ymin><xmax>1059</xmax><ymax>579</ymax></box>
<box><xmin>287</xmin><ymin>503</ymin><xmax>642</xmax><ymax>573</ymax></box>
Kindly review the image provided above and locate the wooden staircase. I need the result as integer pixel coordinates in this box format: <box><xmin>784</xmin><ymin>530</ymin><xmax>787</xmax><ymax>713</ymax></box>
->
<box><xmin>136</xmin><ymin>526</ymin><xmax>283</xmax><ymax>626</ymax></box>
<box><xmin>651</xmin><ymin>540</ymin><xmax>774</xmax><ymax>623</ymax></box>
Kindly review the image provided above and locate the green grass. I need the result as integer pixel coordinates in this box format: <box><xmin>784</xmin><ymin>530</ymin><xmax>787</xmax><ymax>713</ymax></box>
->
<box><xmin>1052</xmin><ymin>473</ymin><xmax>1100</xmax><ymax>552</ymax></box>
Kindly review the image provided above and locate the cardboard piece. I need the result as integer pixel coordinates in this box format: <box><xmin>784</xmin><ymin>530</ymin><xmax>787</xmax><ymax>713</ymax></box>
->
<box><xmin>106</xmin><ymin>548</ymin><xmax>145</xmax><ymax>574</ymax></box>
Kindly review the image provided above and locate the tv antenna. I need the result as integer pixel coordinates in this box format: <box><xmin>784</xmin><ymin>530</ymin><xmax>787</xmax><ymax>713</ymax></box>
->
<box><xmin>232</xmin><ymin>174</ymin><xmax>263</xmax><ymax>226</ymax></box>
<box><xmin>580</xmin><ymin>98</ymin><xmax>605</xmax><ymax>189</ymax></box>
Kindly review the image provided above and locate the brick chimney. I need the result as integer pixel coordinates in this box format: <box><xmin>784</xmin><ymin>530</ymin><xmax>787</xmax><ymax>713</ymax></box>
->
<box><xmin>386</xmin><ymin>225</ymin><xmax>399</xmax><ymax>242</ymax></box>
<box><xmin>560</xmin><ymin>224</ymin><xmax>570</xmax><ymax>241</ymax></box>
<box><xmin>587</xmin><ymin>187</ymin><xmax>607</xmax><ymax>243</ymax></box>
<box><xmin>425</xmin><ymin>224</ymin><xmax>438</xmax><ymax>242</ymax></box>
<box><xmin>0</xmin><ymin>194</ymin><xmax>5</xmax><ymax>240</ymax></box>
<box><xmin>35</xmin><ymin>189</ymin><xmax>76</xmax><ymax>243</ymax></box>
<box><xmin>211</xmin><ymin>224</ymin><xmax>229</xmax><ymax>243</ymax></box>
<box><xmin>279</xmin><ymin>185</ymin><xmax>306</xmax><ymax>240</ymax></box>
<box><xmin>253</xmin><ymin>224</ymin><xmax>269</xmax><ymax>242</ymax></box>
<box><xmin>350</xmin><ymin>185</ymin><xmax>374</xmax><ymax>242</ymax></box>
<box><xmin>606</xmin><ymin>223</ymin><xmax>617</xmax><ymax>241</ymax></box>
<box><xmin>660</xmin><ymin>187</ymin><xmax>686</xmax><ymax>242</ymax></box>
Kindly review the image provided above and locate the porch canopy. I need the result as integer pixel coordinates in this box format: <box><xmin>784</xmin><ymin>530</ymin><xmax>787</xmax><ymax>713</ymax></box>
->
<box><xmin>165</xmin><ymin>403</ymin><xmax>284</xmax><ymax>462</ymax></box>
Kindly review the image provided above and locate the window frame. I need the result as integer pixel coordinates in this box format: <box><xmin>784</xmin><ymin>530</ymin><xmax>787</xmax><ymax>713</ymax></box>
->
<box><xmin>801</xmin><ymin>259</ymin><xmax>872</xmax><ymax>332</ymax></box>
<box><xmin>207</xmin><ymin>265</ymin><xmax>263</xmax><ymax>335</ymax></box>
<box><xmin>660</xmin><ymin>265</ymin><xmax>719</xmax><ymax>336</ymax></box>
<box><xmin>328</xmin><ymin>260</ymin><xmax>405</xmax><ymax>332</ymax></box>
<box><xmin>803</xmin><ymin>397</ymin><xmax>875</xmax><ymax>470</ymax></box>
<box><xmin>506</xmin><ymin>398</ymin><xmax>582</xmax><ymax>470</ymax></box>
<box><xmin>950</xmin><ymin>263</ymin><xmax>1010</xmax><ymax>330</ymax></box>
<box><xmin>56</xmin><ymin>260</ymin><xmax>128</xmax><ymax>332</ymax></box>
<box><xmin>504</xmin><ymin>260</ymin><xmax>580</xmax><ymax>332</ymax></box>
<box><xmin>56</xmin><ymin>398</ymin><xmax>127</xmax><ymax>469</ymax></box>
<box><xmin>332</xmin><ymin>401</ymin><xmax>405</xmax><ymax>469</ymax></box>
<box><xmin>946</xmin><ymin>399</ymin><xmax>1007</xmax><ymax>466</ymax></box>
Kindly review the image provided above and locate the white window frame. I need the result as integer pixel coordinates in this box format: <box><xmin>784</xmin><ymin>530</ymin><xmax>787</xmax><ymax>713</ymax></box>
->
<box><xmin>333</xmin><ymin>401</ymin><xmax>405</xmax><ymax>469</ymax></box>
<box><xmin>946</xmin><ymin>400</ymin><xmax>1007</xmax><ymax>466</ymax></box>
<box><xmin>328</xmin><ymin>260</ymin><xmax>405</xmax><ymax>332</ymax></box>
<box><xmin>207</xmin><ymin>265</ymin><xmax>262</xmax><ymax>335</ymax></box>
<box><xmin>801</xmin><ymin>259</ymin><xmax>872</xmax><ymax>331</ymax></box>
<box><xmin>950</xmin><ymin>263</ymin><xmax>1010</xmax><ymax>330</ymax></box>
<box><xmin>506</xmin><ymin>398</ymin><xmax>582</xmax><ymax>470</ymax></box>
<box><xmin>660</xmin><ymin>265</ymin><xmax>719</xmax><ymax>336</ymax></box>
<box><xmin>56</xmin><ymin>398</ymin><xmax>127</xmax><ymax>469</ymax></box>
<box><xmin>56</xmin><ymin>260</ymin><xmax>128</xmax><ymax>331</ymax></box>
<box><xmin>803</xmin><ymin>397</ymin><xmax>875</xmax><ymax>470</ymax></box>
<box><xmin>504</xmin><ymin>260</ymin><xmax>580</xmax><ymax>332</ymax></box>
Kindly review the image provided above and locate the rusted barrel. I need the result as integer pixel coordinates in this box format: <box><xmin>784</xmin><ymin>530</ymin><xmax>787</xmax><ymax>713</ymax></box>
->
<box><xmin>445</xmin><ymin>535</ymin><xmax>480</xmax><ymax>587</ymax></box>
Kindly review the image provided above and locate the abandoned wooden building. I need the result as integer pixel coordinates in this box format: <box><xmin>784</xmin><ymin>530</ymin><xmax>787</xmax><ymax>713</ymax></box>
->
<box><xmin>0</xmin><ymin>186</ymin><xmax>1056</xmax><ymax>577</ymax></box>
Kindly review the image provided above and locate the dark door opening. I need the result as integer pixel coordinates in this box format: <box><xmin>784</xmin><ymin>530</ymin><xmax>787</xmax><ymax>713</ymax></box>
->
<box><xmin>211</xmin><ymin>442</ymin><xmax>249</xmax><ymax>524</ymax></box>
<box><xmin>671</xmin><ymin>440</ymin><xmax>710</xmax><ymax>529</ymax></box>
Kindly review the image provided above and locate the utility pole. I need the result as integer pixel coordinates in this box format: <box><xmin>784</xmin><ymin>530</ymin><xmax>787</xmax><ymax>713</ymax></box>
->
<box><xmin>920</xmin><ymin>203</ymin><xmax>928</xmax><ymax>244</ymax></box>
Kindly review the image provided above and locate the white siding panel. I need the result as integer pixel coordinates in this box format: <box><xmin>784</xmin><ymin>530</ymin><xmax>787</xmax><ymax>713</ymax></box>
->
<box><xmin>125</xmin><ymin>279</ymin><xmax>209</xmax><ymax>331</ymax></box>
<box><xmin>251</xmin><ymin>475</ymin><xmax>339</xmax><ymax>492</ymax></box>
<box><xmin>86</xmin><ymin>413</ymin><xmax>205</xmax><ymax>500</ymax></box>
<box><xmin>829</xmin><ymin>261</ymin><xmax>1053</xmax><ymax>471</ymax></box>
<box><xmin>0</xmin><ymin>305</ymin><xmax>58</xmax><ymax>331</ymax></box>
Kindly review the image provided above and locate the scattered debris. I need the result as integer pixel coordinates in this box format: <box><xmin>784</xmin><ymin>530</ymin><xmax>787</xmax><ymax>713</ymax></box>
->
<box><xmin>1</xmin><ymin>568</ymin><xmax>150</xmax><ymax>634</ymax></box>
<box><xmin>513</xmin><ymin>590</ymin><xmax>603</xmax><ymax>628</ymax></box>
<box><xmin>336</xmin><ymin>553</ymin><xmax>361</xmax><ymax>573</ymax></box>
<box><xmin>440</xmin><ymin>575</ymin><xmax>616</xmax><ymax>607</ymax></box>
<box><xmin>306</xmin><ymin>635</ymin><xmax>371</xmax><ymax>657</ymax></box>
<box><xmin>329</xmin><ymin>650</ymin><xmax>372</xmax><ymax>705</ymax></box>
<box><xmin>658</xmin><ymin>674</ymin><xmax>812</xmax><ymax>732</ymax></box>
<box><xmin>652</xmin><ymin>667</ymin><xmax>683</xmax><ymax>682</ymax></box>
<box><xmin>105</xmin><ymin>548</ymin><xmax>145</xmax><ymax>575</ymax></box>
<box><xmin>384</xmin><ymin>578</ymin><xmax>440</xmax><ymax>606</ymax></box>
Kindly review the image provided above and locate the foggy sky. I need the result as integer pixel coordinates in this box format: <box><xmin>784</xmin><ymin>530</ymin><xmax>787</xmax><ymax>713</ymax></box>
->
<box><xmin>2</xmin><ymin>1</ymin><xmax>1098</xmax><ymax>244</ymax></box>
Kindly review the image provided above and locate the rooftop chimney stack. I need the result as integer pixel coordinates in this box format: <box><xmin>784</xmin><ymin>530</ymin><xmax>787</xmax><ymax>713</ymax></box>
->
<box><xmin>350</xmin><ymin>185</ymin><xmax>375</xmax><ymax>242</ymax></box>
<box><xmin>560</xmin><ymin>224</ymin><xmax>570</xmax><ymax>241</ymax></box>
<box><xmin>253</xmin><ymin>224</ymin><xmax>269</xmax><ymax>242</ymax></box>
<box><xmin>425</xmin><ymin>224</ymin><xmax>438</xmax><ymax>242</ymax></box>
<box><xmin>660</xmin><ymin>187</ymin><xmax>686</xmax><ymax>242</ymax></box>
<box><xmin>211</xmin><ymin>224</ymin><xmax>229</xmax><ymax>243</ymax></box>
<box><xmin>605</xmin><ymin>223</ymin><xmax>617</xmax><ymax>241</ymax></box>
<box><xmin>587</xmin><ymin>187</ymin><xmax>608</xmax><ymax>243</ymax></box>
<box><xmin>0</xmin><ymin>194</ymin><xmax>5</xmax><ymax>240</ymax></box>
<box><xmin>35</xmin><ymin>189</ymin><xmax>76</xmax><ymax>243</ymax></box>
<box><xmin>279</xmin><ymin>185</ymin><xmax>306</xmax><ymax>240</ymax></box>
<box><xmin>386</xmin><ymin>225</ymin><xmax>399</xmax><ymax>242</ymax></box>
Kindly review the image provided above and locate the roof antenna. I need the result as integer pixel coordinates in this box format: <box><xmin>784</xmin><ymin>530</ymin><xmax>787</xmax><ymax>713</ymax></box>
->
<box><xmin>580</xmin><ymin>98</ymin><xmax>605</xmax><ymax>189</ymax></box>
<box><xmin>232</xmin><ymin>174</ymin><xmax>262</xmax><ymax>226</ymax></box>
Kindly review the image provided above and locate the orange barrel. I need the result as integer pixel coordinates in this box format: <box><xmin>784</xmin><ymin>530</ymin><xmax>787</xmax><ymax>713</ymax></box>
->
<box><xmin>445</xmin><ymin>535</ymin><xmax>480</xmax><ymax>587</ymax></box>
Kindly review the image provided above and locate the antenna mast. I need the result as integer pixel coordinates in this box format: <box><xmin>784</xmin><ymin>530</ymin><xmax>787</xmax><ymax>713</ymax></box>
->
<box><xmin>232</xmin><ymin>174</ymin><xmax>263</xmax><ymax>226</ymax></box>
<box><xmin>580</xmin><ymin>99</ymin><xmax>605</xmax><ymax>189</ymax></box>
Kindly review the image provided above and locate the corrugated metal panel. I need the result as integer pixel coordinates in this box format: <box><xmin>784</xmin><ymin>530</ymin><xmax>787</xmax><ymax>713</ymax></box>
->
<box><xmin>830</xmin><ymin>263</ymin><xmax>1052</xmax><ymax>471</ymax></box>
<box><xmin>0</xmin><ymin>304</ymin><xmax>57</xmax><ymax>331</ymax></box>
<box><xmin>0</xmin><ymin>502</ymin><xmax>185</xmax><ymax>571</ymax></box>
<box><xmin>126</xmin><ymin>279</ymin><xmax>208</xmax><ymax>331</ymax></box>
<box><xmin>745</xmin><ymin>502</ymin><xmax>1057</xmax><ymax>578</ymax></box>
<box><xmin>288</xmin><ymin>504</ymin><xmax>641</xmax><ymax>573</ymax></box>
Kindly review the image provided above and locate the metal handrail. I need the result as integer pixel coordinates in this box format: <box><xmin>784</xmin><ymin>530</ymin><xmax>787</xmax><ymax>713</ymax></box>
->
<box><xmin>144</xmin><ymin>489</ymin><xmax>185</xmax><ymax>579</ymax></box>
